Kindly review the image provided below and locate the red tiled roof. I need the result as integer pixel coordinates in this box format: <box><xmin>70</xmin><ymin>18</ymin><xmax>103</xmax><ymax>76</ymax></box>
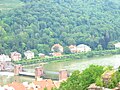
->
<box><xmin>53</xmin><ymin>52</ymin><xmax>62</xmax><ymax>56</ymax></box>
<box><xmin>7</xmin><ymin>82</ymin><xmax>26</xmax><ymax>90</ymax></box>
<box><xmin>52</xmin><ymin>44</ymin><xmax>63</xmax><ymax>49</ymax></box>
<box><xmin>33</xmin><ymin>79</ymin><xmax>56</xmax><ymax>90</ymax></box>
<box><xmin>69</xmin><ymin>45</ymin><xmax>76</xmax><ymax>48</ymax></box>
<box><xmin>53</xmin><ymin>44</ymin><xmax>61</xmax><ymax>47</ymax></box>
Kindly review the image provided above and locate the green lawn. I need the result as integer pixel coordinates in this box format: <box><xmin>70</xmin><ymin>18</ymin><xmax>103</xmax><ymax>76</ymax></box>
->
<box><xmin>0</xmin><ymin>0</ymin><xmax>24</xmax><ymax>11</ymax></box>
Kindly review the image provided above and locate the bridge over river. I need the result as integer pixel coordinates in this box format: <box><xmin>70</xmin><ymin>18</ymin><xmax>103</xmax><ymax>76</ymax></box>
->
<box><xmin>1</xmin><ymin>55</ymin><xmax>120</xmax><ymax>85</ymax></box>
<box><xmin>19</xmin><ymin>69</ymin><xmax>59</xmax><ymax>78</ymax></box>
<box><xmin>14</xmin><ymin>65</ymin><xmax>67</xmax><ymax>80</ymax></box>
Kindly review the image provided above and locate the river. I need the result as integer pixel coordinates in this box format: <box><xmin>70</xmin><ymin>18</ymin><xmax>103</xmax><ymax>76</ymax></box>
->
<box><xmin>1</xmin><ymin>55</ymin><xmax>120</xmax><ymax>85</ymax></box>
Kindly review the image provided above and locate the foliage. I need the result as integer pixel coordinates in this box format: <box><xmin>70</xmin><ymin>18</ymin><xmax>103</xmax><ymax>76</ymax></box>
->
<box><xmin>57</xmin><ymin>65</ymin><xmax>105</xmax><ymax>90</ymax></box>
<box><xmin>0</xmin><ymin>0</ymin><xmax>120</xmax><ymax>54</ymax></box>
<box><xmin>86</xmin><ymin>51</ymin><xmax>94</xmax><ymax>58</ymax></box>
<box><xmin>103</xmin><ymin>66</ymin><xmax>113</xmax><ymax>71</ymax></box>
<box><xmin>55</xmin><ymin>65</ymin><xmax>120</xmax><ymax>90</ymax></box>
<box><xmin>97</xmin><ymin>44</ymin><xmax>103</xmax><ymax>51</ymax></box>
<box><xmin>107</xmin><ymin>42</ymin><xmax>115</xmax><ymax>50</ymax></box>
<box><xmin>0</xmin><ymin>0</ymin><xmax>24</xmax><ymax>11</ymax></box>
<box><xmin>96</xmin><ymin>77</ymin><xmax>103</xmax><ymax>87</ymax></box>
<box><xmin>107</xmin><ymin>73</ymin><xmax>118</xmax><ymax>88</ymax></box>
<box><xmin>105</xmin><ymin>71</ymin><xmax>120</xmax><ymax>89</ymax></box>
<box><xmin>44</xmin><ymin>87</ymin><xmax>48</xmax><ymax>90</ymax></box>
<box><xmin>63</xmin><ymin>46</ymin><xmax>71</xmax><ymax>54</ymax></box>
<box><xmin>96</xmin><ymin>68</ymin><xmax>120</xmax><ymax>89</ymax></box>
<box><xmin>52</xmin><ymin>46</ymin><xmax>61</xmax><ymax>52</ymax></box>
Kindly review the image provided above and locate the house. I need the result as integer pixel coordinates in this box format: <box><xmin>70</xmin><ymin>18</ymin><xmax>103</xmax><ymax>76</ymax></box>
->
<box><xmin>69</xmin><ymin>45</ymin><xmax>77</xmax><ymax>53</ymax></box>
<box><xmin>11</xmin><ymin>52</ymin><xmax>21</xmax><ymax>61</ymax></box>
<box><xmin>102</xmin><ymin>70</ymin><xmax>115</xmax><ymax>84</ymax></box>
<box><xmin>31</xmin><ymin>79</ymin><xmax>56</xmax><ymax>90</ymax></box>
<box><xmin>0</xmin><ymin>54</ymin><xmax>11</xmax><ymax>71</ymax></box>
<box><xmin>0</xmin><ymin>79</ymin><xmax>60</xmax><ymax>90</ymax></box>
<box><xmin>27</xmin><ymin>78</ymin><xmax>60</xmax><ymax>90</ymax></box>
<box><xmin>0</xmin><ymin>54</ymin><xmax>11</xmax><ymax>62</ymax></box>
<box><xmin>7</xmin><ymin>82</ymin><xmax>26</xmax><ymax>90</ymax></box>
<box><xmin>27</xmin><ymin>69</ymin><xmax>67</xmax><ymax>90</ymax></box>
<box><xmin>24</xmin><ymin>50</ymin><xmax>34</xmax><ymax>59</ymax></box>
<box><xmin>114</xmin><ymin>42</ymin><xmax>120</xmax><ymax>49</ymax></box>
<box><xmin>76</xmin><ymin>44</ymin><xmax>91</xmax><ymax>53</ymax></box>
<box><xmin>51</xmin><ymin>44</ymin><xmax>63</xmax><ymax>53</ymax></box>
<box><xmin>0</xmin><ymin>85</ymin><xmax>15</xmax><ymax>90</ymax></box>
<box><xmin>0</xmin><ymin>82</ymin><xmax>26</xmax><ymax>90</ymax></box>
<box><xmin>51</xmin><ymin>44</ymin><xmax>63</xmax><ymax>56</ymax></box>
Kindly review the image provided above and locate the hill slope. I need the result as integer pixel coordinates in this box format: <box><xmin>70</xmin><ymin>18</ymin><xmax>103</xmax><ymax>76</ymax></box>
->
<box><xmin>0</xmin><ymin>0</ymin><xmax>24</xmax><ymax>11</ymax></box>
<box><xmin>0</xmin><ymin>0</ymin><xmax>120</xmax><ymax>54</ymax></box>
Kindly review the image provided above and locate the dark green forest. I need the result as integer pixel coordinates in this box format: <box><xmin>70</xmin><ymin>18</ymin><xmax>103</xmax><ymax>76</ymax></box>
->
<box><xmin>0</xmin><ymin>0</ymin><xmax>120</xmax><ymax>55</ymax></box>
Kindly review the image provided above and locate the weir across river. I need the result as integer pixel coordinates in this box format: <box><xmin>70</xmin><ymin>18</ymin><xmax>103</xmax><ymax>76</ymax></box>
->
<box><xmin>19</xmin><ymin>72</ymin><xmax>35</xmax><ymax>77</ymax></box>
<box><xmin>19</xmin><ymin>70</ymin><xmax>59</xmax><ymax>77</ymax></box>
<box><xmin>14</xmin><ymin>64</ymin><xmax>69</xmax><ymax>80</ymax></box>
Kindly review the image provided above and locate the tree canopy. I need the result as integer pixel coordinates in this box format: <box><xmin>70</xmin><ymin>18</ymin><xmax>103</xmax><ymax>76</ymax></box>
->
<box><xmin>0</xmin><ymin>0</ymin><xmax>120</xmax><ymax>54</ymax></box>
<box><xmin>58</xmin><ymin>65</ymin><xmax>105</xmax><ymax>90</ymax></box>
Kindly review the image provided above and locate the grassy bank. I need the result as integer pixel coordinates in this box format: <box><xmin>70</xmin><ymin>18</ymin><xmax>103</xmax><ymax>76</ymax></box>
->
<box><xmin>13</xmin><ymin>49</ymin><xmax>120</xmax><ymax>65</ymax></box>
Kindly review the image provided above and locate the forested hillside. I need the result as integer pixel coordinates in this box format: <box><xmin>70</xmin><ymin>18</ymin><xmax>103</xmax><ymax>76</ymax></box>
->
<box><xmin>0</xmin><ymin>0</ymin><xmax>120</xmax><ymax>55</ymax></box>
<box><xmin>0</xmin><ymin>0</ymin><xmax>24</xmax><ymax>11</ymax></box>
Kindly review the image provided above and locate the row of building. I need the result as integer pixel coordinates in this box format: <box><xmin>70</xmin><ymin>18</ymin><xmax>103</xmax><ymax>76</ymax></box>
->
<box><xmin>0</xmin><ymin>77</ymin><xmax>61</xmax><ymax>90</ymax></box>
<box><xmin>1</xmin><ymin>42</ymin><xmax>120</xmax><ymax>62</ymax></box>
<box><xmin>0</xmin><ymin>50</ymin><xmax>35</xmax><ymax>62</ymax></box>
<box><xmin>51</xmin><ymin>44</ymin><xmax>91</xmax><ymax>56</ymax></box>
<box><xmin>0</xmin><ymin>44</ymin><xmax>92</xmax><ymax>62</ymax></box>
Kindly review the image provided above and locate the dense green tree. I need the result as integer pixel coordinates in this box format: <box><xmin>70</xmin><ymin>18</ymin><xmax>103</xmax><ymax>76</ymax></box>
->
<box><xmin>97</xmin><ymin>44</ymin><xmax>103</xmax><ymax>50</ymax></box>
<box><xmin>58</xmin><ymin>65</ymin><xmax>105</xmax><ymax>90</ymax></box>
<box><xmin>64</xmin><ymin>46</ymin><xmax>71</xmax><ymax>54</ymax></box>
<box><xmin>0</xmin><ymin>0</ymin><xmax>120</xmax><ymax>54</ymax></box>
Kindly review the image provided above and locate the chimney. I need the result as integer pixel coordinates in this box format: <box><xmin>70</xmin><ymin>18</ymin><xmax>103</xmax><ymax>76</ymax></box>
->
<box><xmin>35</xmin><ymin>66</ymin><xmax>44</xmax><ymax>79</ymax></box>
<box><xmin>59</xmin><ymin>69</ymin><xmax>68</xmax><ymax>81</ymax></box>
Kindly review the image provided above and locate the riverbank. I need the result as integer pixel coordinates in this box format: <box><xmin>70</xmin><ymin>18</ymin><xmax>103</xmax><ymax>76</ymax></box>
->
<box><xmin>13</xmin><ymin>49</ymin><xmax>120</xmax><ymax>65</ymax></box>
